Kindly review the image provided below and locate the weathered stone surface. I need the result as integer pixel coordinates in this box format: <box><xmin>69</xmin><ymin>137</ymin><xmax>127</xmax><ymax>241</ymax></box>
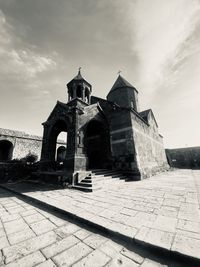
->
<box><xmin>83</xmin><ymin>233</ymin><xmax>108</xmax><ymax>249</ymax></box>
<box><xmin>54</xmin><ymin>223</ymin><xmax>80</xmax><ymax>238</ymax></box>
<box><xmin>73</xmin><ymin>249</ymin><xmax>111</xmax><ymax>267</ymax></box>
<box><xmin>53</xmin><ymin>242</ymin><xmax>92</xmax><ymax>266</ymax></box>
<box><xmin>1</xmin><ymin>169</ymin><xmax>200</xmax><ymax>262</ymax></box>
<box><xmin>172</xmin><ymin>234</ymin><xmax>200</xmax><ymax>259</ymax></box>
<box><xmin>151</xmin><ymin>215</ymin><xmax>177</xmax><ymax>233</ymax></box>
<box><xmin>23</xmin><ymin>212</ymin><xmax>46</xmax><ymax>224</ymax></box>
<box><xmin>74</xmin><ymin>228</ymin><xmax>92</xmax><ymax>240</ymax></box>
<box><xmin>37</xmin><ymin>259</ymin><xmax>57</xmax><ymax>267</ymax></box>
<box><xmin>120</xmin><ymin>247</ymin><xmax>144</xmax><ymax>264</ymax></box>
<box><xmin>0</xmin><ymin>186</ymin><xmax>196</xmax><ymax>266</ymax></box>
<box><xmin>42</xmin><ymin>235</ymin><xmax>80</xmax><ymax>258</ymax></box>
<box><xmin>0</xmin><ymin>236</ymin><xmax>9</xmax><ymax>249</ymax></box>
<box><xmin>141</xmin><ymin>259</ymin><xmax>167</xmax><ymax>267</ymax></box>
<box><xmin>7</xmin><ymin>228</ymin><xmax>36</xmax><ymax>245</ymax></box>
<box><xmin>106</xmin><ymin>254</ymin><xmax>139</xmax><ymax>267</ymax></box>
<box><xmin>3</xmin><ymin>231</ymin><xmax>59</xmax><ymax>263</ymax></box>
<box><xmin>99</xmin><ymin>240</ymin><xmax>123</xmax><ymax>258</ymax></box>
<box><xmin>29</xmin><ymin>219</ymin><xmax>57</xmax><ymax>235</ymax></box>
<box><xmin>4</xmin><ymin>218</ymin><xmax>29</xmax><ymax>235</ymax></box>
<box><xmin>5</xmin><ymin>251</ymin><xmax>45</xmax><ymax>267</ymax></box>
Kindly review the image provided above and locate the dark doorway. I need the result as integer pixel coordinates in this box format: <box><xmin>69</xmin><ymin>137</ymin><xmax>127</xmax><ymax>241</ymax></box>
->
<box><xmin>0</xmin><ymin>140</ymin><xmax>14</xmax><ymax>161</ymax></box>
<box><xmin>85</xmin><ymin>120</ymin><xmax>111</xmax><ymax>169</ymax></box>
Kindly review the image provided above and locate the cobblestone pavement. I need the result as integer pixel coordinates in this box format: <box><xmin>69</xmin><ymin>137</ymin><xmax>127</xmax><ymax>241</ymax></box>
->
<box><xmin>0</xmin><ymin>188</ymin><xmax>193</xmax><ymax>267</ymax></box>
<box><xmin>1</xmin><ymin>169</ymin><xmax>200</xmax><ymax>265</ymax></box>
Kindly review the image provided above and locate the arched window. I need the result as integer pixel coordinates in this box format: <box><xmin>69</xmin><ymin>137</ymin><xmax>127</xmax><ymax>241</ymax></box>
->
<box><xmin>77</xmin><ymin>85</ymin><xmax>82</xmax><ymax>98</ymax></box>
<box><xmin>85</xmin><ymin>87</ymin><xmax>90</xmax><ymax>103</ymax></box>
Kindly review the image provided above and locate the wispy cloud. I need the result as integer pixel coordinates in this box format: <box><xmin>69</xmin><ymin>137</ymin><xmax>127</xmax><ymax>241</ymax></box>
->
<box><xmin>129</xmin><ymin>0</ymin><xmax>200</xmax><ymax>92</ymax></box>
<box><xmin>0</xmin><ymin>10</ymin><xmax>56</xmax><ymax>80</ymax></box>
<box><xmin>114</xmin><ymin>0</ymin><xmax>200</xmax><ymax>147</ymax></box>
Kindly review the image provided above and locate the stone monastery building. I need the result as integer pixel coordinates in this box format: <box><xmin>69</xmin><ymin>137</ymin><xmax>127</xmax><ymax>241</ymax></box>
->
<box><xmin>40</xmin><ymin>69</ymin><xmax>168</xmax><ymax>186</ymax></box>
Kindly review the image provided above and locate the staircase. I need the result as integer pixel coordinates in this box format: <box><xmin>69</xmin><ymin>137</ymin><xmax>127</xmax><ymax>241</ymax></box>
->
<box><xmin>72</xmin><ymin>169</ymin><xmax>128</xmax><ymax>192</ymax></box>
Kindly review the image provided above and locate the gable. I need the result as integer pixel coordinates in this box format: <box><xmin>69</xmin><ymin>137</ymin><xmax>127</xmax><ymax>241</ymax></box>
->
<box><xmin>139</xmin><ymin>109</ymin><xmax>158</xmax><ymax>128</ymax></box>
<box><xmin>46</xmin><ymin>101</ymin><xmax>70</xmax><ymax>122</ymax></box>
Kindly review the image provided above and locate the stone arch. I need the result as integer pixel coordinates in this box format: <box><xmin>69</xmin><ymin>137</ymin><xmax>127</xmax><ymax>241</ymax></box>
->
<box><xmin>76</xmin><ymin>85</ymin><xmax>82</xmax><ymax>98</ymax></box>
<box><xmin>85</xmin><ymin>87</ymin><xmax>90</xmax><ymax>103</ymax></box>
<box><xmin>43</xmin><ymin>118</ymin><xmax>69</xmax><ymax>163</ymax></box>
<box><xmin>0</xmin><ymin>140</ymin><xmax>14</xmax><ymax>161</ymax></box>
<box><xmin>84</xmin><ymin>119</ymin><xmax>111</xmax><ymax>169</ymax></box>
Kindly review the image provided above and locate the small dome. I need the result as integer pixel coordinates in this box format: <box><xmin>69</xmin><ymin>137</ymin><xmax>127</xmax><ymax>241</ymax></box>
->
<box><xmin>67</xmin><ymin>69</ymin><xmax>91</xmax><ymax>88</ymax></box>
<box><xmin>108</xmin><ymin>75</ymin><xmax>138</xmax><ymax>95</ymax></box>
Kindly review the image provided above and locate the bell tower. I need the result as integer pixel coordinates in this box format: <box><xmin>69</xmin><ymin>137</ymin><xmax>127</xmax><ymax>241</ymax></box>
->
<box><xmin>67</xmin><ymin>68</ymin><xmax>92</xmax><ymax>104</ymax></box>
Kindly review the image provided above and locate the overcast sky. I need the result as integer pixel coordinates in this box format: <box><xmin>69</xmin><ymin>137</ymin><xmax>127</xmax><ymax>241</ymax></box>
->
<box><xmin>0</xmin><ymin>0</ymin><xmax>200</xmax><ymax>148</ymax></box>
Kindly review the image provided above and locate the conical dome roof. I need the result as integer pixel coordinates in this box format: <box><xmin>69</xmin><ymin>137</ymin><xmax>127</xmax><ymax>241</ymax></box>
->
<box><xmin>73</xmin><ymin>69</ymin><xmax>84</xmax><ymax>81</ymax></box>
<box><xmin>108</xmin><ymin>75</ymin><xmax>137</xmax><ymax>94</ymax></box>
<box><xmin>67</xmin><ymin>69</ymin><xmax>91</xmax><ymax>88</ymax></box>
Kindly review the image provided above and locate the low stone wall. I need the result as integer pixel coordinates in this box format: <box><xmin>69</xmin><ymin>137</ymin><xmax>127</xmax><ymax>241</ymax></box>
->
<box><xmin>166</xmin><ymin>147</ymin><xmax>200</xmax><ymax>169</ymax></box>
<box><xmin>0</xmin><ymin>128</ymin><xmax>42</xmax><ymax>160</ymax></box>
<box><xmin>0</xmin><ymin>128</ymin><xmax>65</xmax><ymax>161</ymax></box>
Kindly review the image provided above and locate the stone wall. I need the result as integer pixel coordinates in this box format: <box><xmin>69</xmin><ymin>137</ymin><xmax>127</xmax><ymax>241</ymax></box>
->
<box><xmin>108</xmin><ymin>109</ymin><xmax>137</xmax><ymax>172</ymax></box>
<box><xmin>166</xmin><ymin>147</ymin><xmax>200</xmax><ymax>169</ymax></box>
<box><xmin>0</xmin><ymin>128</ymin><xmax>64</xmax><ymax>161</ymax></box>
<box><xmin>0</xmin><ymin>128</ymin><xmax>42</xmax><ymax>160</ymax></box>
<box><xmin>90</xmin><ymin>99</ymin><xmax>169</xmax><ymax>179</ymax></box>
<box><xmin>131</xmin><ymin>111</ymin><xmax>169</xmax><ymax>178</ymax></box>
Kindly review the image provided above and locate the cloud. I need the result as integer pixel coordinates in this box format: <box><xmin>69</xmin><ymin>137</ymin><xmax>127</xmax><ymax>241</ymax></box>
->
<box><xmin>0</xmin><ymin>9</ymin><xmax>59</xmax><ymax>133</ymax></box>
<box><xmin>0</xmin><ymin>10</ymin><xmax>56</xmax><ymax>80</ymax></box>
<box><xmin>123</xmin><ymin>0</ymin><xmax>200</xmax><ymax>93</ymax></box>
<box><xmin>0</xmin><ymin>0</ymin><xmax>199</xmax><ymax>147</ymax></box>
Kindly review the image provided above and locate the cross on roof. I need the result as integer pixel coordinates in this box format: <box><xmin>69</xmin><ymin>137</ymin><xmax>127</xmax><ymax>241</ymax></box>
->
<box><xmin>118</xmin><ymin>70</ymin><xmax>122</xmax><ymax>75</ymax></box>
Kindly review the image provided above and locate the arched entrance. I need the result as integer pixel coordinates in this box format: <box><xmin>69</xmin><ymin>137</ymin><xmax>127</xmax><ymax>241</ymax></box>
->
<box><xmin>47</xmin><ymin>120</ymin><xmax>68</xmax><ymax>167</ymax></box>
<box><xmin>84</xmin><ymin>120</ymin><xmax>111</xmax><ymax>169</ymax></box>
<box><xmin>0</xmin><ymin>140</ymin><xmax>14</xmax><ymax>161</ymax></box>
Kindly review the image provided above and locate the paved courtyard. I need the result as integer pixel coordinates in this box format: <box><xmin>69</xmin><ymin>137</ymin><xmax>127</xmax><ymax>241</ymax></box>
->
<box><xmin>0</xmin><ymin>169</ymin><xmax>200</xmax><ymax>266</ymax></box>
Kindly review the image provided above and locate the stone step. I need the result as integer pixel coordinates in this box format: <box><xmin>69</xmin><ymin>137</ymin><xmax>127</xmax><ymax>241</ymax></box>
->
<box><xmin>91</xmin><ymin>170</ymin><xmax>117</xmax><ymax>175</ymax></box>
<box><xmin>91</xmin><ymin>172</ymin><xmax>124</xmax><ymax>176</ymax></box>
<box><xmin>81</xmin><ymin>179</ymin><xmax>92</xmax><ymax>183</ymax></box>
<box><xmin>90</xmin><ymin>169</ymin><xmax>109</xmax><ymax>172</ymax></box>
<box><xmin>72</xmin><ymin>185</ymin><xmax>102</xmax><ymax>192</ymax></box>
<box><xmin>91</xmin><ymin>175</ymin><xmax>126</xmax><ymax>181</ymax></box>
<box><xmin>73</xmin><ymin>169</ymin><xmax>127</xmax><ymax>192</ymax></box>
<box><xmin>78</xmin><ymin>182</ymin><xmax>93</xmax><ymax>187</ymax></box>
<box><xmin>81</xmin><ymin>177</ymin><xmax>125</xmax><ymax>186</ymax></box>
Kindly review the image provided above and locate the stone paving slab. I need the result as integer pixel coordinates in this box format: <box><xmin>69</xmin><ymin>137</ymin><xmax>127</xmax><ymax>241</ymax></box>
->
<box><xmin>0</xmin><ymin>187</ymin><xmax>193</xmax><ymax>266</ymax></box>
<box><xmin>1</xmin><ymin>169</ymin><xmax>200</xmax><ymax>263</ymax></box>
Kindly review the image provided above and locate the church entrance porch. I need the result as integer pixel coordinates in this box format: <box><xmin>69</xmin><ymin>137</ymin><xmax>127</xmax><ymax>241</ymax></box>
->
<box><xmin>40</xmin><ymin>119</ymin><xmax>69</xmax><ymax>172</ymax></box>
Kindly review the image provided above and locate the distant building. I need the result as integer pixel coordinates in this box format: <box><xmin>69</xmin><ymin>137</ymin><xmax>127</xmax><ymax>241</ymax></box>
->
<box><xmin>40</xmin><ymin>70</ymin><xmax>168</xmax><ymax>186</ymax></box>
<box><xmin>166</xmin><ymin>147</ymin><xmax>200</xmax><ymax>169</ymax></box>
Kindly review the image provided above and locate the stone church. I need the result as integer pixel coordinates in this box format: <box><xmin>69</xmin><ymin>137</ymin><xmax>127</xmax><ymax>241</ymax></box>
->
<box><xmin>40</xmin><ymin>69</ymin><xmax>168</xmax><ymax>189</ymax></box>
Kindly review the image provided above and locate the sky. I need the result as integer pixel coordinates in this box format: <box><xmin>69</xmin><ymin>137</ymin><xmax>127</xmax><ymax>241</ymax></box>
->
<box><xmin>0</xmin><ymin>0</ymin><xmax>200</xmax><ymax>148</ymax></box>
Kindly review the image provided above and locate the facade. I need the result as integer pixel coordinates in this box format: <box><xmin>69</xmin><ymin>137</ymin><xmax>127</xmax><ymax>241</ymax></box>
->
<box><xmin>40</xmin><ymin>70</ymin><xmax>168</xmax><ymax>183</ymax></box>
